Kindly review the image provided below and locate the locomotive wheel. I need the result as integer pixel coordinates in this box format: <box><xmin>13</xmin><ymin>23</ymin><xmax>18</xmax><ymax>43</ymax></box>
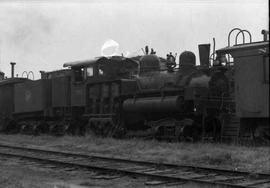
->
<box><xmin>178</xmin><ymin>124</ymin><xmax>200</xmax><ymax>142</ymax></box>
<box><xmin>4</xmin><ymin>119</ymin><xmax>19</xmax><ymax>134</ymax></box>
<box><xmin>20</xmin><ymin>122</ymin><xmax>31</xmax><ymax>134</ymax></box>
<box><xmin>49</xmin><ymin>120</ymin><xmax>68</xmax><ymax>136</ymax></box>
<box><xmin>87</xmin><ymin>116</ymin><xmax>125</xmax><ymax>138</ymax></box>
<box><xmin>85</xmin><ymin>120</ymin><xmax>95</xmax><ymax>135</ymax></box>
<box><xmin>252</xmin><ymin>126</ymin><xmax>269</xmax><ymax>144</ymax></box>
<box><xmin>177</xmin><ymin>119</ymin><xmax>201</xmax><ymax>142</ymax></box>
<box><xmin>203</xmin><ymin>117</ymin><xmax>222</xmax><ymax>142</ymax></box>
<box><xmin>246</xmin><ymin>120</ymin><xmax>270</xmax><ymax>145</ymax></box>
<box><xmin>102</xmin><ymin>122</ymin><xmax>111</xmax><ymax>137</ymax></box>
<box><xmin>87</xmin><ymin>121</ymin><xmax>104</xmax><ymax>136</ymax></box>
<box><xmin>110</xmin><ymin>116</ymin><xmax>126</xmax><ymax>138</ymax></box>
<box><xmin>35</xmin><ymin>121</ymin><xmax>50</xmax><ymax>135</ymax></box>
<box><xmin>20</xmin><ymin>121</ymin><xmax>38</xmax><ymax>135</ymax></box>
<box><xmin>66</xmin><ymin>119</ymin><xmax>79</xmax><ymax>135</ymax></box>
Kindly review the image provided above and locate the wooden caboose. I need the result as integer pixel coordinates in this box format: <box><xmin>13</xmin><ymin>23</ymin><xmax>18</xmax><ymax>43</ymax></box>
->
<box><xmin>217</xmin><ymin>34</ymin><xmax>269</xmax><ymax>142</ymax></box>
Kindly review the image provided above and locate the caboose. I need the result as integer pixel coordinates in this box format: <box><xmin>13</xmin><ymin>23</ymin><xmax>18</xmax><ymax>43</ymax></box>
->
<box><xmin>216</xmin><ymin>29</ymin><xmax>269</xmax><ymax>142</ymax></box>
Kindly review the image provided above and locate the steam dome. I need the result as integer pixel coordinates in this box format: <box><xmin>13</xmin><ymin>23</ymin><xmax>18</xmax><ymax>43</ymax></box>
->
<box><xmin>140</xmin><ymin>54</ymin><xmax>161</xmax><ymax>73</ymax></box>
<box><xmin>179</xmin><ymin>51</ymin><xmax>196</xmax><ymax>67</ymax></box>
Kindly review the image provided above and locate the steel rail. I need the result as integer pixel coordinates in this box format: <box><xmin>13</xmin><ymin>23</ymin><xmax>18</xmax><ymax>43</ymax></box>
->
<box><xmin>0</xmin><ymin>143</ymin><xmax>268</xmax><ymax>178</ymax></box>
<box><xmin>0</xmin><ymin>143</ymin><xmax>269</xmax><ymax>188</ymax></box>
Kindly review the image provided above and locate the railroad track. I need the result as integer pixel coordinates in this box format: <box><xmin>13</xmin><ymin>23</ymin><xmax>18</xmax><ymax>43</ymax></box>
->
<box><xmin>0</xmin><ymin>144</ymin><xmax>269</xmax><ymax>188</ymax></box>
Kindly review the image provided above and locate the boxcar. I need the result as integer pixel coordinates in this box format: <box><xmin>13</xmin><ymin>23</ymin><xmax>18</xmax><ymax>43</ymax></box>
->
<box><xmin>0</xmin><ymin>78</ymin><xmax>28</xmax><ymax>130</ymax></box>
<box><xmin>14</xmin><ymin>79</ymin><xmax>52</xmax><ymax>117</ymax></box>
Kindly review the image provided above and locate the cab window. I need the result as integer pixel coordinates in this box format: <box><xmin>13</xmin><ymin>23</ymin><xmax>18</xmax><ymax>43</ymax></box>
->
<box><xmin>74</xmin><ymin>68</ymin><xmax>84</xmax><ymax>82</ymax></box>
<box><xmin>98</xmin><ymin>68</ymin><xmax>104</xmax><ymax>76</ymax></box>
<box><xmin>86</xmin><ymin>67</ymin><xmax>94</xmax><ymax>77</ymax></box>
<box><xmin>97</xmin><ymin>64</ymin><xmax>104</xmax><ymax>76</ymax></box>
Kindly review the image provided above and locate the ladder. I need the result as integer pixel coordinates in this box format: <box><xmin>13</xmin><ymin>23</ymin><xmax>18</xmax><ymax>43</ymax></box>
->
<box><xmin>221</xmin><ymin>113</ymin><xmax>241</xmax><ymax>143</ymax></box>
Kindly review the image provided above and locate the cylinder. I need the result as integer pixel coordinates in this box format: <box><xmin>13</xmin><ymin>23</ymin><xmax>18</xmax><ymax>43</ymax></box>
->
<box><xmin>198</xmin><ymin>44</ymin><xmax>210</xmax><ymax>67</ymax></box>
<box><xmin>123</xmin><ymin>96</ymin><xmax>183</xmax><ymax>113</ymax></box>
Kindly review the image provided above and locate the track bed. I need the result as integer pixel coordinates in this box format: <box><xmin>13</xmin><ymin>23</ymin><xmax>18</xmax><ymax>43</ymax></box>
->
<box><xmin>0</xmin><ymin>144</ymin><xmax>269</xmax><ymax>188</ymax></box>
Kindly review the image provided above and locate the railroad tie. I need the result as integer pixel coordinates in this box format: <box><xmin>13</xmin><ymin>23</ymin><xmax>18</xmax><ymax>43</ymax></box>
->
<box><xmin>236</xmin><ymin>179</ymin><xmax>270</xmax><ymax>187</ymax></box>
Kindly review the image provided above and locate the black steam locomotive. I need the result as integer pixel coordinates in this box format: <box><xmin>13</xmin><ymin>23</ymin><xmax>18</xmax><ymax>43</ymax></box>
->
<box><xmin>0</xmin><ymin>28</ymin><xmax>269</xmax><ymax>143</ymax></box>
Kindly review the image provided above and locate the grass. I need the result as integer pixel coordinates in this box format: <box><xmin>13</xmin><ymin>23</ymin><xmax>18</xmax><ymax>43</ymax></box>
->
<box><xmin>0</xmin><ymin>134</ymin><xmax>269</xmax><ymax>174</ymax></box>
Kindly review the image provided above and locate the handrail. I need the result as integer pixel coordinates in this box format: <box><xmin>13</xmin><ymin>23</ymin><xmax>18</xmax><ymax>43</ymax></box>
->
<box><xmin>227</xmin><ymin>28</ymin><xmax>252</xmax><ymax>62</ymax></box>
<box><xmin>27</xmin><ymin>71</ymin><xmax>34</xmax><ymax>80</ymax></box>
<box><xmin>228</xmin><ymin>28</ymin><xmax>244</xmax><ymax>47</ymax></box>
<box><xmin>21</xmin><ymin>71</ymin><xmax>28</xmax><ymax>78</ymax></box>
<box><xmin>21</xmin><ymin>71</ymin><xmax>34</xmax><ymax>80</ymax></box>
<box><xmin>235</xmin><ymin>29</ymin><xmax>252</xmax><ymax>45</ymax></box>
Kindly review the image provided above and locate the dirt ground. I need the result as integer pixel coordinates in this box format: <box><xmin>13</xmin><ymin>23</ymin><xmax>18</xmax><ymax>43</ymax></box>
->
<box><xmin>0</xmin><ymin>134</ymin><xmax>269</xmax><ymax>187</ymax></box>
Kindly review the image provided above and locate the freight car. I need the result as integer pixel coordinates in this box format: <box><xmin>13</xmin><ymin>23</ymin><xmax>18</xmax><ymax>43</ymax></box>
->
<box><xmin>0</xmin><ymin>63</ymin><xmax>29</xmax><ymax>132</ymax></box>
<box><xmin>2</xmin><ymin>56</ymin><xmax>139</xmax><ymax>135</ymax></box>
<box><xmin>0</xmin><ymin>28</ymin><xmax>269</xmax><ymax>143</ymax></box>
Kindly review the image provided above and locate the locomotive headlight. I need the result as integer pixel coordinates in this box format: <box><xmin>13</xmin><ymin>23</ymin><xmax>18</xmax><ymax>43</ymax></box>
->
<box><xmin>194</xmin><ymin>107</ymin><xmax>197</xmax><ymax>112</ymax></box>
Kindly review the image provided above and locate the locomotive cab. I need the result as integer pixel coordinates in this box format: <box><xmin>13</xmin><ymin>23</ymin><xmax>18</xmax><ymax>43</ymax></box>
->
<box><xmin>63</xmin><ymin>56</ymin><xmax>139</xmax><ymax>136</ymax></box>
<box><xmin>64</xmin><ymin>56</ymin><xmax>139</xmax><ymax>82</ymax></box>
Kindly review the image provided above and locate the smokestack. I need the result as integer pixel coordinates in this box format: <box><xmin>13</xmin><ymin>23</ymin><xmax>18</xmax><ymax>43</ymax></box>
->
<box><xmin>198</xmin><ymin>44</ymin><xmax>210</xmax><ymax>67</ymax></box>
<box><xmin>261</xmin><ymin>30</ymin><xmax>269</xmax><ymax>41</ymax></box>
<box><xmin>10</xmin><ymin>62</ymin><xmax>16</xmax><ymax>78</ymax></box>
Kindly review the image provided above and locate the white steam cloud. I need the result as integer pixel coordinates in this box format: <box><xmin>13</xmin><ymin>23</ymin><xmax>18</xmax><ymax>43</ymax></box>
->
<box><xmin>101</xmin><ymin>39</ymin><xmax>119</xmax><ymax>56</ymax></box>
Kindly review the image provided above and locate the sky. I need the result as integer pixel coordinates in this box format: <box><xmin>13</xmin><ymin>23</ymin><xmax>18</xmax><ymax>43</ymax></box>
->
<box><xmin>0</xmin><ymin>0</ymin><xmax>268</xmax><ymax>78</ymax></box>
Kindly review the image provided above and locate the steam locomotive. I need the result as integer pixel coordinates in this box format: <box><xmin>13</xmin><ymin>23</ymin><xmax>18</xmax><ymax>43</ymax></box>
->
<box><xmin>0</xmin><ymin>28</ymin><xmax>269</xmax><ymax>143</ymax></box>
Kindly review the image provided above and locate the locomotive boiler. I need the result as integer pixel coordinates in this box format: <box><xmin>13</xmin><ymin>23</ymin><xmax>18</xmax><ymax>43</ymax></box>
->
<box><xmin>120</xmin><ymin>47</ymin><xmax>232</xmax><ymax>141</ymax></box>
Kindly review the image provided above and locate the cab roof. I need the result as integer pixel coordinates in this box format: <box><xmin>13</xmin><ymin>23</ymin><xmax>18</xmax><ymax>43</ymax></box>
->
<box><xmin>0</xmin><ymin>78</ymin><xmax>29</xmax><ymax>86</ymax></box>
<box><xmin>216</xmin><ymin>41</ymin><xmax>269</xmax><ymax>54</ymax></box>
<box><xmin>63</xmin><ymin>56</ymin><xmax>138</xmax><ymax>68</ymax></box>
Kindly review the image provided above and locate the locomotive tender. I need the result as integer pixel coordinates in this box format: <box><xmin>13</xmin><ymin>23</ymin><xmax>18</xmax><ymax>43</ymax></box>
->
<box><xmin>0</xmin><ymin>28</ymin><xmax>269</xmax><ymax>142</ymax></box>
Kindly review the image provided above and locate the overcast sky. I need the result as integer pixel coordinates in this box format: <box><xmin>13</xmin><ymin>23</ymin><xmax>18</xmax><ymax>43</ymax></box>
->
<box><xmin>0</xmin><ymin>0</ymin><xmax>268</xmax><ymax>78</ymax></box>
